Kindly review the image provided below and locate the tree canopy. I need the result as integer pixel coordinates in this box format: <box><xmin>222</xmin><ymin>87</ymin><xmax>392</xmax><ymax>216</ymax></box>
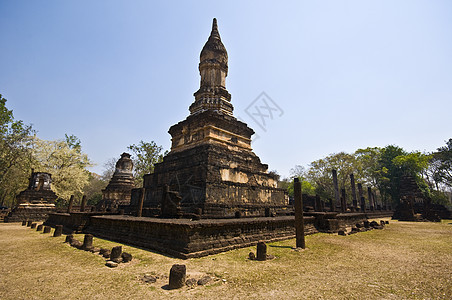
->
<box><xmin>0</xmin><ymin>94</ymin><xmax>34</xmax><ymax>207</ymax></box>
<box><xmin>127</xmin><ymin>140</ymin><xmax>166</xmax><ymax>186</ymax></box>
<box><xmin>31</xmin><ymin>136</ymin><xmax>92</xmax><ymax>202</ymax></box>
<box><xmin>286</xmin><ymin>143</ymin><xmax>450</xmax><ymax>206</ymax></box>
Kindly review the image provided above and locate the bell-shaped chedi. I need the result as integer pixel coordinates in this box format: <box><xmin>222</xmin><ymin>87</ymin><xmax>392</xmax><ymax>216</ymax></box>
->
<box><xmin>5</xmin><ymin>170</ymin><xmax>57</xmax><ymax>222</ymax></box>
<box><xmin>137</xmin><ymin>19</ymin><xmax>288</xmax><ymax>218</ymax></box>
<box><xmin>101</xmin><ymin>152</ymin><xmax>135</xmax><ymax>210</ymax></box>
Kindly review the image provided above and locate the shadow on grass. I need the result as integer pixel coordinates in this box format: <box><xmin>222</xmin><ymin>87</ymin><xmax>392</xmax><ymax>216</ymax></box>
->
<box><xmin>269</xmin><ymin>245</ymin><xmax>292</xmax><ymax>249</ymax></box>
<box><xmin>161</xmin><ymin>284</ymin><xmax>181</xmax><ymax>290</ymax></box>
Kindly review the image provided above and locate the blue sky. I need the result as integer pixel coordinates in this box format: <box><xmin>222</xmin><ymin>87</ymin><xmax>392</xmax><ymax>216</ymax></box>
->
<box><xmin>1</xmin><ymin>1</ymin><xmax>451</xmax><ymax>178</ymax></box>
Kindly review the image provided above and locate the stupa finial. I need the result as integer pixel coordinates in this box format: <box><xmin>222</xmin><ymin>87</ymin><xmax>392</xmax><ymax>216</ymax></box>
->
<box><xmin>211</xmin><ymin>18</ymin><xmax>220</xmax><ymax>39</ymax></box>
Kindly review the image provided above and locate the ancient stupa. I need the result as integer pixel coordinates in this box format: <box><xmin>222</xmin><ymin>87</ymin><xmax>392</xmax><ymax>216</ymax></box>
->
<box><xmin>140</xmin><ymin>19</ymin><xmax>288</xmax><ymax>218</ymax></box>
<box><xmin>5</xmin><ymin>170</ymin><xmax>57</xmax><ymax>222</ymax></box>
<box><xmin>100</xmin><ymin>152</ymin><xmax>135</xmax><ymax>210</ymax></box>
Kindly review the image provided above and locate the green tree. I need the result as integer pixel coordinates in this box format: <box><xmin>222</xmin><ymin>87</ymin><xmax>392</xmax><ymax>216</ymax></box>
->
<box><xmin>82</xmin><ymin>172</ymin><xmax>107</xmax><ymax>206</ymax></box>
<box><xmin>32</xmin><ymin>136</ymin><xmax>92</xmax><ymax>203</ymax></box>
<box><xmin>305</xmin><ymin>152</ymin><xmax>358</xmax><ymax>202</ymax></box>
<box><xmin>127</xmin><ymin>140</ymin><xmax>166</xmax><ymax>186</ymax></box>
<box><xmin>354</xmin><ymin>147</ymin><xmax>382</xmax><ymax>188</ymax></box>
<box><xmin>433</xmin><ymin>138</ymin><xmax>452</xmax><ymax>187</ymax></box>
<box><xmin>375</xmin><ymin>145</ymin><xmax>406</xmax><ymax>204</ymax></box>
<box><xmin>279</xmin><ymin>165</ymin><xmax>315</xmax><ymax>197</ymax></box>
<box><xmin>0</xmin><ymin>94</ymin><xmax>34</xmax><ymax>207</ymax></box>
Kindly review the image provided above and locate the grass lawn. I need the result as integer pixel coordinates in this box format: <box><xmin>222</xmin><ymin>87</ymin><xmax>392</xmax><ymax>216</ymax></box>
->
<box><xmin>0</xmin><ymin>218</ymin><xmax>451</xmax><ymax>299</ymax></box>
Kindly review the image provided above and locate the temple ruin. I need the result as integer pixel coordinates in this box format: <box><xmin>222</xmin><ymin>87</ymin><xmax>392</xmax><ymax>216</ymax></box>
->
<box><xmin>5</xmin><ymin>170</ymin><xmax>57</xmax><ymax>222</ymax></box>
<box><xmin>43</xmin><ymin>19</ymin><xmax>395</xmax><ymax>259</ymax></box>
<box><xmin>100</xmin><ymin>152</ymin><xmax>135</xmax><ymax>210</ymax></box>
<box><xmin>133</xmin><ymin>18</ymin><xmax>288</xmax><ymax>218</ymax></box>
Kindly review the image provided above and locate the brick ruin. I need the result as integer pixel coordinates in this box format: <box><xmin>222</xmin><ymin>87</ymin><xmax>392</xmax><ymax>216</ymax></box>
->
<box><xmin>393</xmin><ymin>174</ymin><xmax>451</xmax><ymax>221</ymax></box>
<box><xmin>99</xmin><ymin>152</ymin><xmax>135</xmax><ymax>211</ymax></box>
<box><xmin>5</xmin><ymin>170</ymin><xmax>57</xmax><ymax>222</ymax></box>
<box><xmin>130</xmin><ymin>18</ymin><xmax>288</xmax><ymax>218</ymax></box>
<box><xmin>42</xmin><ymin>19</ymin><xmax>396</xmax><ymax>259</ymax></box>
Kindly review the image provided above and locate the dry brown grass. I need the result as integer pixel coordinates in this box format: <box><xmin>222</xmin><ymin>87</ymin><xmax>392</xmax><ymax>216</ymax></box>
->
<box><xmin>0</xmin><ymin>218</ymin><xmax>451</xmax><ymax>299</ymax></box>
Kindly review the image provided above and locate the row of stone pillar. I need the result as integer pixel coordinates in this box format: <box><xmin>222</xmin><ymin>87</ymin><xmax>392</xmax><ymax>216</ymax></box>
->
<box><xmin>331</xmin><ymin>169</ymin><xmax>390</xmax><ymax>213</ymax></box>
<box><xmin>22</xmin><ymin>220</ymin><xmax>63</xmax><ymax>236</ymax></box>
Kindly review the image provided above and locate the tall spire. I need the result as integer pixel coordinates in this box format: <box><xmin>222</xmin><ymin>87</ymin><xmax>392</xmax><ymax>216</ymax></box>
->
<box><xmin>190</xmin><ymin>18</ymin><xmax>233</xmax><ymax>116</ymax></box>
<box><xmin>211</xmin><ymin>18</ymin><xmax>220</xmax><ymax>39</ymax></box>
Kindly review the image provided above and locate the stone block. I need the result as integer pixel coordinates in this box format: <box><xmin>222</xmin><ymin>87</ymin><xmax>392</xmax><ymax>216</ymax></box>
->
<box><xmin>65</xmin><ymin>234</ymin><xmax>74</xmax><ymax>243</ymax></box>
<box><xmin>82</xmin><ymin>234</ymin><xmax>94</xmax><ymax>250</ymax></box>
<box><xmin>110</xmin><ymin>246</ymin><xmax>122</xmax><ymax>262</ymax></box>
<box><xmin>256</xmin><ymin>241</ymin><xmax>267</xmax><ymax>261</ymax></box>
<box><xmin>169</xmin><ymin>264</ymin><xmax>186</xmax><ymax>289</ymax></box>
<box><xmin>53</xmin><ymin>225</ymin><xmax>63</xmax><ymax>237</ymax></box>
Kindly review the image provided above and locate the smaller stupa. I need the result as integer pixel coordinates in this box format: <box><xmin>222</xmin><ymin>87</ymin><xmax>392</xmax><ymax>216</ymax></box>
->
<box><xmin>5</xmin><ymin>170</ymin><xmax>57</xmax><ymax>222</ymax></box>
<box><xmin>100</xmin><ymin>152</ymin><xmax>135</xmax><ymax>210</ymax></box>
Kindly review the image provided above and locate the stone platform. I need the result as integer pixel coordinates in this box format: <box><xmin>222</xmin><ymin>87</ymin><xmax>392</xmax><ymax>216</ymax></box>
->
<box><xmin>5</xmin><ymin>204</ymin><xmax>56</xmax><ymax>222</ymax></box>
<box><xmin>45</xmin><ymin>211</ymin><xmax>393</xmax><ymax>259</ymax></box>
<box><xmin>44</xmin><ymin>212</ymin><xmax>116</xmax><ymax>233</ymax></box>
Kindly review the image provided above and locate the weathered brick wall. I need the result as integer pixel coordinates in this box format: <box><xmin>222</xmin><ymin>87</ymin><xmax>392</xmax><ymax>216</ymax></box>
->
<box><xmin>85</xmin><ymin>215</ymin><xmax>317</xmax><ymax>258</ymax></box>
<box><xmin>45</xmin><ymin>212</ymin><xmax>115</xmax><ymax>232</ymax></box>
<box><xmin>5</xmin><ymin>206</ymin><xmax>56</xmax><ymax>222</ymax></box>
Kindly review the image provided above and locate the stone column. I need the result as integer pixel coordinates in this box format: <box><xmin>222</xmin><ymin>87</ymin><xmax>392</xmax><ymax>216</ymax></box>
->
<box><xmin>65</xmin><ymin>234</ymin><xmax>74</xmax><ymax>244</ymax></box>
<box><xmin>332</xmin><ymin>169</ymin><xmax>340</xmax><ymax>212</ymax></box>
<box><xmin>169</xmin><ymin>264</ymin><xmax>186</xmax><ymax>289</ymax></box>
<box><xmin>358</xmin><ymin>183</ymin><xmax>365</xmax><ymax>212</ymax></box>
<box><xmin>80</xmin><ymin>195</ymin><xmax>86</xmax><ymax>212</ymax></box>
<box><xmin>374</xmin><ymin>192</ymin><xmax>381</xmax><ymax>210</ymax></box>
<box><xmin>110</xmin><ymin>246</ymin><xmax>122</xmax><ymax>262</ymax></box>
<box><xmin>315</xmin><ymin>195</ymin><xmax>321</xmax><ymax>212</ymax></box>
<box><xmin>341</xmin><ymin>188</ymin><xmax>347</xmax><ymax>213</ymax></box>
<box><xmin>82</xmin><ymin>234</ymin><xmax>94</xmax><ymax>251</ymax></box>
<box><xmin>53</xmin><ymin>225</ymin><xmax>63</xmax><ymax>237</ymax></box>
<box><xmin>367</xmin><ymin>187</ymin><xmax>374</xmax><ymax>211</ymax></box>
<box><xmin>256</xmin><ymin>241</ymin><xmax>267</xmax><ymax>261</ymax></box>
<box><xmin>294</xmin><ymin>178</ymin><xmax>305</xmax><ymax>249</ymax></box>
<box><xmin>350</xmin><ymin>174</ymin><xmax>358</xmax><ymax>212</ymax></box>
<box><xmin>137</xmin><ymin>188</ymin><xmax>145</xmax><ymax>217</ymax></box>
<box><xmin>67</xmin><ymin>195</ymin><xmax>74</xmax><ymax>213</ymax></box>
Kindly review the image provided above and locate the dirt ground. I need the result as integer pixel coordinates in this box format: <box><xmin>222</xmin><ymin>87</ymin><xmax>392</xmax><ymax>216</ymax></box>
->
<box><xmin>0</xmin><ymin>218</ymin><xmax>451</xmax><ymax>299</ymax></box>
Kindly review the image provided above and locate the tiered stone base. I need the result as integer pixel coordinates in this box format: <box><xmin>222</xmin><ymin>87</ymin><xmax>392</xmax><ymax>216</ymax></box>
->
<box><xmin>44</xmin><ymin>212</ymin><xmax>115</xmax><ymax>233</ymax></box>
<box><xmin>5</xmin><ymin>204</ymin><xmax>56</xmax><ymax>222</ymax></box>
<box><xmin>43</xmin><ymin>211</ymin><xmax>392</xmax><ymax>258</ymax></box>
<box><xmin>85</xmin><ymin>216</ymin><xmax>303</xmax><ymax>258</ymax></box>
